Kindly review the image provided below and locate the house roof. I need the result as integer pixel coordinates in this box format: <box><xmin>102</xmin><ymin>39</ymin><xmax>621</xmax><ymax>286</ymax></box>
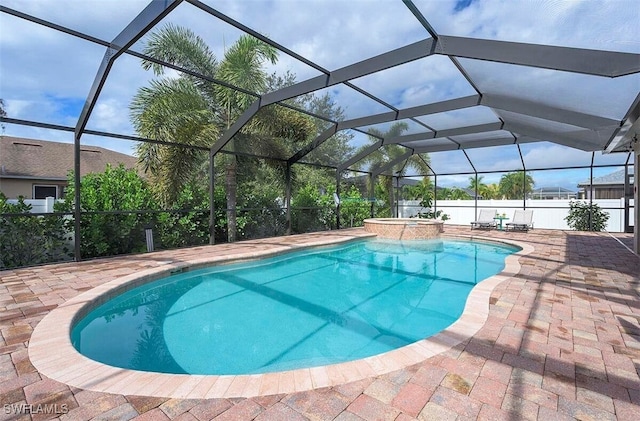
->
<box><xmin>0</xmin><ymin>136</ymin><xmax>140</xmax><ymax>180</ymax></box>
<box><xmin>577</xmin><ymin>168</ymin><xmax>634</xmax><ymax>187</ymax></box>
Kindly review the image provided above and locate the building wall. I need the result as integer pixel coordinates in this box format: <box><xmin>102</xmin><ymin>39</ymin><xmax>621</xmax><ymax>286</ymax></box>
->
<box><xmin>580</xmin><ymin>187</ymin><xmax>626</xmax><ymax>200</ymax></box>
<box><xmin>0</xmin><ymin>178</ymin><xmax>67</xmax><ymax>199</ymax></box>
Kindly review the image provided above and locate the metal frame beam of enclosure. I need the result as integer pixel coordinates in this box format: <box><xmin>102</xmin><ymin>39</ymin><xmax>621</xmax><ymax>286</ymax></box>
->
<box><xmin>288</xmin><ymin>124</ymin><xmax>338</xmax><ymax>165</ymax></box>
<box><xmin>480</xmin><ymin>94</ymin><xmax>621</xmax><ymax>130</ymax></box>
<box><xmin>337</xmin><ymin>141</ymin><xmax>385</xmax><ymax>172</ymax></box>
<box><xmin>387</xmin><ymin>122</ymin><xmax>505</xmax><ymax>145</ymax></box>
<box><xmin>0</xmin><ymin>5</ymin><xmax>343</xmax><ymax>147</ymax></box>
<box><xmin>605</xmin><ymin>93</ymin><xmax>640</xmax><ymax>153</ymax></box>
<box><xmin>210</xmin><ymin>38</ymin><xmax>436</xmax><ymax>156</ymax></box>
<box><xmin>72</xmin><ymin>0</ymin><xmax>184</xmax><ymax>261</ymax></box>
<box><xmin>371</xmin><ymin>151</ymin><xmax>414</xmax><ymax>178</ymax></box>
<box><xmin>0</xmin><ymin>117</ymin><xmax>212</xmax><ymax>151</ymax></box>
<box><xmin>502</xmin><ymin>121</ymin><xmax>606</xmax><ymax>151</ymax></box>
<box><xmin>435</xmin><ymin>36</ymin><xmax>640</xmax><ymax>78</ymax></box>
<box><xmin>336</xmin><ymin>95</ymin><xmax>481</xmax><ymax>131</ymax></box>
<box><xmin>3</xmin><ymin>0</ymin><xmax>638</xmax><ymax>258</ymax></box>
<box><xmin>289</xmin><ymin>95</ymin><xmax>481</xmax><ymax>165</ymax></box>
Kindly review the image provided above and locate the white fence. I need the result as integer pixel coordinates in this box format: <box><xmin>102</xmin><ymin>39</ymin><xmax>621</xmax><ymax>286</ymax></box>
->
<box><xmin>8</xmin><ymin>197</ymin><xmax>635</xmax><ymax>233</ymax></box>
<box><xmin>399</xmin><ymin>199</ymin><xmax>635</xmax><ymax>233</ymax></box>
<box><xmin>6</xmin><ymin>197</ymin><xmax>62</xmax><ymax>213</ymax></box>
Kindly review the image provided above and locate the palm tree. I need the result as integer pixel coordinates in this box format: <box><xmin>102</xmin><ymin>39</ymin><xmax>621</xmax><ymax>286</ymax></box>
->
<box><xmin>468</xmin><ymin>175</ymin><xmax>488</xmax><ymax>198</ymax></box>
<box><xmin>130</xmin><ymin>25</ymin><xmax>314</xmax><ymax>242</ymax></box>
<box><xmin>354</xmin><ymin>122</ymin><xmax>431</xmax><ymax>217</ymax></box>
<box><xmin>483</xmin><ymin>183</ymin><xmax>500</xmax><ymax>199</ymax></box>
<box><xmin>498</xmin><ymin>171</ymin><xmax>535</xmax><ymax>199</ymax></box>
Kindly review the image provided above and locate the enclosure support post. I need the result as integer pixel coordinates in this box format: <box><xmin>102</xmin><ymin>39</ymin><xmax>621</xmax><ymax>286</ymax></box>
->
<box><xmin>336</xmin><ymin>170</ymin><xmax>341</xmax><ymax>229</ymax></box>
<box><xmin>73</xmin><ymin>135</ymin><xmax>81</xmax><ymax>261</ymax></box>
<box><xmin>634</xmin><ymin>141</ymin><xmax>639</xmax><ymax>254</ymax></box>
<box><xmin>474</xmin><ymin>173</ymin><xmax>478</xmax><ymax>222</ymax></box>
<box><xmin>433</xmin><ymin>174</ymin><xmax>438</xmax><ymax>216</ymax></box>
<box><xmin>370</xmin><ymin>173</ymin><xmax>375</xmax><ymax>218</ymax></box>
<box><xmin>395</xmin><ymin>176</ymin><xmax>400</xmax><ymax>218</ymax></box>
<box><xmin>285</xmin><ymin>162</ymin><xmax>292</xmax><ymax>235</ymax></box>
<box><xmin>624</xmin><ymin>162</ymin><xmax>630</xmax><ymax>233</ymax></box>
<box><xmin>209</xmin><ymin>152</ymin><xmax>215</xmax><ymax>245</ymax></box>
<box><xmin>589</xmin><ymin>153</ymin><xmax>595</xmax><ymax>231</ymax></box>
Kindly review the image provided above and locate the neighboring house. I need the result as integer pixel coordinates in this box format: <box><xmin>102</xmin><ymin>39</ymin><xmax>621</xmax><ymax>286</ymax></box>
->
<box><xmin>577</xmin><ymin>168</ymin><xmax>634</xmax><ymax>199</ymax></box>
<box><xmin>458</xmin><ymin>187</ymin><xmax>482</xmax><ymax>200</ymax></box>
<box><xmin>0</xmin><ymin>136</ymin><xmax>140</xmax><ymax>199</ymax></box>
<box><xmin>528</xmin><ymin>187</ymin><xmax>577</xmax><ymax>200</ymax></box>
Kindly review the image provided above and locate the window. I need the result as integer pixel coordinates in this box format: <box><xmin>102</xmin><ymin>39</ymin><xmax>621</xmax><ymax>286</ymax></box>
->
<box><xmin>33</xmin><ymin>185</ymin><xmax>58</xmax><ymax>199</ymax></box>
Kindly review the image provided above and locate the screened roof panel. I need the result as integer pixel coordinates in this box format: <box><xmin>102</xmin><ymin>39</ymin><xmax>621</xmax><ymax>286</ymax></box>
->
<box><xmin>458</xmin><ymin>58</ymin><xmax>640</xmax><ymax>121</ymax></box>
<box><xmin>200</xmin><ymin>0</ymin><xmax>428</xmax><ymax>70</ymax></box>
<box><xmin>300</xmin><ymin>130</ymin><xmax>368</xmax><ymax>168</ymax></box>
<box><xmin>592</xmin><ymin>151</ymin><xmax>632</xmax><ymax>167</ymax></box>
<box><xmin>1</xmin><ymin>0</ymin><xmax>150</xmax><ymax>41</ymax></box>
<box><xmin>356</xmin><ymin>119</ymin><xmax>430</xmax><ymax>136</ymax></box>
<box><xmin>414</xmin><ymin>0</ymin><xmax>640</xmax><ymax>53</ymax></box>
<box><xmin>131</xmin><ymin>1</ymin><xmax>326</xmax><ymax>83</ymax></box>
<box><xmin>349</xmin><ymin>55</ymin><xmax>476</xmax><ymax>109</ymax></box>
<box><xmin>497</xmin><ymin>110</ymin><xmax>618</xmax><ymax>150</ymax></box>
<box><xmin>2</xmin><ymin>0</ymin><xmax>639</xmax><ymax>191</ymax></box>
<box><xmin>0</xmin><ymin>13</ymin><xmax>106</xmax><ymax>128</ymax></box>
<box><xmin>403</xmin><ymin>138</ymin><xmax>455</xmax><ymax>151</ymax></box>
<box><xmin>304</xmin><ymin>130</ymin><xmax>378</xmax><ymax>169</ymax></box>
<box><xmin>85</xmin><ymin>53</ymin><xmax>165</xmax><ymax>139</ymax></box>
<box><xmin>428</xmin><ymin>150</ymin><xmax>474</xmax><ymax>175</ymax></box>
<box><xmin>415</xmin><ymin>106</ymin><xmax>500</xmax><ymax>131</ymax></box>
<box><xmin>527</xmin><ymin>169</ymin><xmax>588</xmax><ymax>193</ymax></box>
<box><xmin>304</xmin><ymin>84</ymin><xmax>394</xmax><ymax>120</ymax></box>
<box><xmin>519</xmin><ymin>142</ymin><xmax>592</xmax><ymax>169</ymax></box>
<box><xmin>450</xmin><ymin>130</ymin><xmax>513</xmax><ymax>143</ymax></box>
<box><xmin>464</xmin><ymin>145</ymin><xmax>523</xmax><ymax>172</ymax></box>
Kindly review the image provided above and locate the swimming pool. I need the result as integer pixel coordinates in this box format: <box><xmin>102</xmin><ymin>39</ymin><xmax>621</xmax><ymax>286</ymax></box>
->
<box><xmin>71</xmin><ymin>238</ymin><xmax>519</xmax><ymax>375</ymax></box>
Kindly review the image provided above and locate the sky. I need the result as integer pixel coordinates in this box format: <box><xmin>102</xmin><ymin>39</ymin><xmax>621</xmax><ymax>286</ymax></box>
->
<box><xmin>1</xmin><ymin>0</ymin><xmax>638</xmax><ymax>190</ymax></box>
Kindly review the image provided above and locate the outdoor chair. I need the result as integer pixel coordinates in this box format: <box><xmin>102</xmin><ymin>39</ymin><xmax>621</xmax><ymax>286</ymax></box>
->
<box><xmin>505</xmin><ymin>209</ymin><xmax>534</xmax><ymax>232</ymax></box>
<box><xmin>470</xmin><ymin>209</ymin><xmax>497</xmax><ymax>230</ymax></box>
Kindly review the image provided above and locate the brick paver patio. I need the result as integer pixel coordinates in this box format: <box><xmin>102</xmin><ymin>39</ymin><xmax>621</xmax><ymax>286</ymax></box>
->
<box><xmin>1</xmin><ymin>226</ymin><xmax>639</xmax><ymax>420</ymax></box>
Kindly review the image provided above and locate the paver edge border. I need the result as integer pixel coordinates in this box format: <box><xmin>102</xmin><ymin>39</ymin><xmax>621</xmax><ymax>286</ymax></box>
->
<box><xmin>28</xmin><ymin>232</ymin><xmax>533</xmax><ymax>399</ymax></box>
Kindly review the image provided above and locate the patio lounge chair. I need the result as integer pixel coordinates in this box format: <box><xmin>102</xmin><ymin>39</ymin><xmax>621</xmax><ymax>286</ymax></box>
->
<box><xmin>471</xmin><ymin>209</ymin><xmax>497</xmax><ymax>230</ymax></box>
<box><xmin>505</xmin><ymin>209</ymin><xmax>534</xmax><ymax>231</ymax></box>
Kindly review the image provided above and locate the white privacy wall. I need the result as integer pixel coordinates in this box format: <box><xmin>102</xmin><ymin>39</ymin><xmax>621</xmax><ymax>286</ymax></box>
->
<box><xmin>10</xmin><ymin>198</ymin><xmax>635</xmax><ymax>233</ymax></box>
<box><xmin>399</xmin><ymin>199</ymin><xmax>634</xmax><ymax>233</ymax></box>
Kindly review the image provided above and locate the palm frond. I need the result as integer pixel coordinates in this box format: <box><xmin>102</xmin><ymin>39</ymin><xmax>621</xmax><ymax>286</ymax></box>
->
<box><xmin>215</xmin><ymin>35</ymin><xmax>279</xmax><ymax>116</ymax></box>
<box><xmin>141</xmin><ymin>23</ymin><xmax>218</xmax><ymax>79</ymax></box>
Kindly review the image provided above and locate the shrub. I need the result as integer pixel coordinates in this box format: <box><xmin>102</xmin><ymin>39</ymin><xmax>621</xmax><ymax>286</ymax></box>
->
<box><xmin>154</xmin><ymin>182</ymin><xmax>213</xmax><ymax>249</ymax></box>
<box><xmin>59</xmin><ymin>164</ymin><xmax>154</xmax><ymax>258</ymax></box>
<box><xmin>415</xmin><ymin>195</ymin><xmax>450</xmax><ymax>221</ymax></box>
<box><xmin>237</xmin><ymin>179</ymin><xmax>287</xmax><ymax>239</ymax></box>
<box><xmin>339</xmin><ymin>186</ymin><xmax>371</xmax><ymax>227</ymax></box>
<box><xmin>291</xmin><ymin>185</ymin><xmax>334</xmax><ymax>233</ymax></box>
<box><xmin>0</xmin><ymin>193</ymin><xmax>71</xmax><ymax>269</ymax></box>
<box><xmin>565</xmin><ymin>200</ymin><xmax>609</xmax><ymax>231</ymax></box>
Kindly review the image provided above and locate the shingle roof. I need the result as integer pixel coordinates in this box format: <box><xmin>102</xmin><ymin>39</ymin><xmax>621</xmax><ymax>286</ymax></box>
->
<box><xmin>0</xmin><ymin>136</ymin><xmax>140</xmax><ymax>180</ymax></box>
<box><xmin>531</xmin><ymin>187</ymin><xmax>576</xmax><ymax>194</ymax></box>
<box><xmin>577</xmin><ymin>168</ymin><xmax>633</xmax><ymax>187</ymax></box>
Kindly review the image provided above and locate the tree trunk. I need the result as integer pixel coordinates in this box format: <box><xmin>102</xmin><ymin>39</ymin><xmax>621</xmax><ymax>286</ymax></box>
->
<box><xmin>225</xmin><ymin>155</ymin><xmax>237</xmax><ymax>242</ymax></box>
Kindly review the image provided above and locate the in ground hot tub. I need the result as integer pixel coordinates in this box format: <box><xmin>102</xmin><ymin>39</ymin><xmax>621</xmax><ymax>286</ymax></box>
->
<box><xmin>363</xmin><ymin>218</ymin><xmax>443</xmax><ymax>240</ymax></box>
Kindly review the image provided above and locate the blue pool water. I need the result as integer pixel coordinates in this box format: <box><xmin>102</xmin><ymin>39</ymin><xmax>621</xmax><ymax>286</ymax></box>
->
<box><xmin>72</xmin><ymin>239</ymin><xmax>518</xmax><ymax>375</ymax></box>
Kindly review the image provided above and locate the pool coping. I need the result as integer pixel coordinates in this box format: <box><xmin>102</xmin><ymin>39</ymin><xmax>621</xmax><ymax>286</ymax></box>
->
<box><xmin>28</xmin><ymin>232</ymin><xmax>533</xmax><ymax>399</ymax></box>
